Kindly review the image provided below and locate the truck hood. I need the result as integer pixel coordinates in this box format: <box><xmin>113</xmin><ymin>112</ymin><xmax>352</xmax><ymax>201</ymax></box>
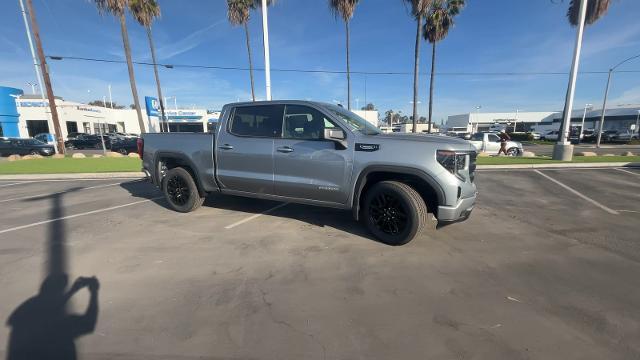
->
<box><xmin>363</xmin><ymin>132</ymin><xmax>474</xmax><ymax>150</ymax></box>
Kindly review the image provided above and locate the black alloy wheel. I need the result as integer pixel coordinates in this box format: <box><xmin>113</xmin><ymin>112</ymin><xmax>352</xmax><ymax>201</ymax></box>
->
<box><xmin>167</xmin><ymin>175</ymin><xmax>190</xmax><ymax>206</ymax></box>
<box><xmin>162</xmin><ymin>167</ymin><xmax>205</xmax><ymax>213</ymax></box>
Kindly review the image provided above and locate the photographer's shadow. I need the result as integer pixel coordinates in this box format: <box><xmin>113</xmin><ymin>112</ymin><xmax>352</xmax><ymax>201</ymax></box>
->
<box><xmin>5</xmin><ymin>190</ymin><xmax>100</xmax><ymax>360</ymax></box>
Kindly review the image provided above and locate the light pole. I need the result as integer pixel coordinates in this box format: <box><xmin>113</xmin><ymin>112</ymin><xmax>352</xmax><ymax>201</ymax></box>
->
<box><xmin>261</xmin><ymin>0</ymin><xmax>272</xmax><ymax>101</ymax></box>
<box><xmin>595</xmin><ymin>53</ymin><xmax>640</xmax><ymax>148</ymax></box>
<box><xmin>579</xmin><ymin>103</ymin><xmax>592</xmax><ymax>143</ymax></box>
<box><xmin>635</xmin><ymin>110</ymin><xmax>640</xmax><ymax>138</ymax></box>
<box><xmin>99</xmin><ymin>96</ymin><xmax>108</xmax><ymax>154</ymax></box>
<box><xmin>553</xmin><ymin>0</ymin><xmax>587</xmax><ymax>161</ymax></box>
<box><xmin>473</xmin><ymin>106</ymin><xmax>481</xmax><ymax>133</ymax></box>
<box><xmin>27</xmin><ymin>82</ymin><xmax>37</xmax><ymax>94</ymax></box>
<box><xmin>513</xmin><ymin>109</ymin><xmax>519</xmax><ymax>133</ymax></box>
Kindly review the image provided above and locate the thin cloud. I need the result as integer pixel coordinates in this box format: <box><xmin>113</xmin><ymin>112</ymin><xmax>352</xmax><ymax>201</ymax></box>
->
<box><xmin>156</xmin><ymin>19</ymin><xmax>226</xmax><ymax>60</ymax></box>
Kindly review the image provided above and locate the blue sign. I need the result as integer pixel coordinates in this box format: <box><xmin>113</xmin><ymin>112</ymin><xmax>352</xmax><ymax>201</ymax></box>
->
<box><xmin>145</xmin><ymin>96</ymin><xmax>159</xmax><ymax>117</ymax></box>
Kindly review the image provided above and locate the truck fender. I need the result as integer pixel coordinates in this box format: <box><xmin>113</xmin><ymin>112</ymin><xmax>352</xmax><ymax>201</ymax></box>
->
<box><xmin>351</xmin><ymin>165</ymin><xmax>446</xmax><ymax>221</ymax></box>
<box><xmin>153</xmin><ymin>151</ymin><xmax>208</xmax><ymax>197</ymax></box>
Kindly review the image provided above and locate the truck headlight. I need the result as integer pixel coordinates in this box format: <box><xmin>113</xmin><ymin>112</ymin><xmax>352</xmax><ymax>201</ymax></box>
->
<box><xmin>437</xmin><ymin>150</ymin><xmax>467</xmax><ymax>181</ymax></box>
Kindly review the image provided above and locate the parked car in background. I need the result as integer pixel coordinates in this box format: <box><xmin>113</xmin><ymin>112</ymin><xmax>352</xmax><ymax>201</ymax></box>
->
<box><xmin>615</xmin><ymin>130</ymin><xmax>639</xmax><ymax>142</ymax></box>
<box><xmin>541</xmin><ymin>130</ymin><xmax>559</xmax><ymax>141</ymax></box>
<box><xmin>65</xmin><ymin>134</ymin><xmax>111</xmax><ymax>149</ymax></box>
<box><xmin>582</xmin><ymin>129</ymin><xmax>596</xmax><ymax>142</ymax></box>
<box><xmin>66</xmin><ymin>132</ymin><xmax>83</xmax><ymax>140</ymax></box>
<box><xmin>468</xmin><ymin>132</ymin><xmax>523</xmax><ymax>156</ymax></box>
<box><xmin>601</xmin><ymin>130</ymin><xmax>619</xmax><ymax>142</ymax></box>
<box><xmin>109</xmin><ymin>137</ymin><xmax>138</xmax><ymax>155</ymax></box>
<box><xmin>33</xmin><ymin>133</ymin><xmax>56</xmax><ymax>147</ymax></box>
<box><xmin>528</xmin><ymin>131</ymin><xmax>541</xmax><ymax>140</ymax></box>
<box><xmin>0</xmin><ymin>137</ymin><xmax>55</xmax><ymax>156</ymax></box>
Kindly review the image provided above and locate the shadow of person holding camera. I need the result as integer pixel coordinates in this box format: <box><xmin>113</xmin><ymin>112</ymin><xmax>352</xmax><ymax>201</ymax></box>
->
<box><xmin>5</xmin><ymin>190</ymin><xmax>100</xmax><ymax>360</ymax></box>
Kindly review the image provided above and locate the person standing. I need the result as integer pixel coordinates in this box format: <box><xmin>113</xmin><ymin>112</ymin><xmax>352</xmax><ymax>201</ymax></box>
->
<box><xmin>498</xmin><ymin>129</ymin><xmax>511</xmax><ymax>155</ymax></box>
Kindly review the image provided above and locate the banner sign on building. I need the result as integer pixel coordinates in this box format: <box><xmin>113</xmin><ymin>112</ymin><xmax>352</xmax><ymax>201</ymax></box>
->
<box><xmin>145</xmin><ymin>96</ymin><xmax>159</xmax><ymax>117</ymax></box>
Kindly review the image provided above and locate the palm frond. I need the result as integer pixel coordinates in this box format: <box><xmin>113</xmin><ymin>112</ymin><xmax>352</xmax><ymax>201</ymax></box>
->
<box><xmin>403</xmin><ymin>0</ymin><xmax>432</xmax><ymax>19</ymax></box>
<box><xmin>227</xmin><ymin>0</ymin><xmax>252</xmax><ymax>26</ymax></box>
<box><xmin>329</xmin><ymin>0</ymin><xmax>360</xmax><ymax>22</ymax></box>
<box><xmin>423</xmin><ymin>0</ymin><xmax>464</xmax><ymax>43</ymax></box>
<box><xmin>129</xmin><ymin>0</ymin><xmax>160</xmax><ymax>27</ymax></box>
<box><xmin>567</xmin><ymin>0</ymin><xmax>611</xmax><ymax>26</ymax></box>
<box><xmin>90</xmin><ymin>0</ymin><xmax>128</xmax><ymax>16</ymax></box>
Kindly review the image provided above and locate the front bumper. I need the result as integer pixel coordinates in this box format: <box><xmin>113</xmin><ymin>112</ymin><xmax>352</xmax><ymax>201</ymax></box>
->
<box><xmin>437</xmin><ymin>193</ymin><xmax>476</xmax><ymax>224</ymax></box>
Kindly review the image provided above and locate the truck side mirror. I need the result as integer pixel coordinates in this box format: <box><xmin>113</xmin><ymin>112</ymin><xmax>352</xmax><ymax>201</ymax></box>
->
<box><xmin>324</xmin><ymin>128</ymin><xmax>345</xmax><ymax>141</ymax></box>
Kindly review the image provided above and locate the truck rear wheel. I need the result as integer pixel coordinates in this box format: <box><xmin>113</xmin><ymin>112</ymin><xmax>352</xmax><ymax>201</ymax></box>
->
<box><xmin>362</xmin><ymin>181</ymin><xmax>428</xmax><ymax>246</ymax></box>
<box><xmin>162</xmin><ymin>167</ymin><xmax>204</xmax><ymax>213</ymax></box>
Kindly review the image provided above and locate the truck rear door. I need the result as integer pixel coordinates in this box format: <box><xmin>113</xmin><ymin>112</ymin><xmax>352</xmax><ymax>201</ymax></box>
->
<box><xmin>216</xmin><ymin>104</ymin><xmax>284</xmax><ymax>195</ymax></box>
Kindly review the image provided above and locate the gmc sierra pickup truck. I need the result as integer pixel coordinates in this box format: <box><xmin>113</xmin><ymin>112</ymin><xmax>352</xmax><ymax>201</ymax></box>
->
<box><xmin>140</xmin><ymin>100</ymin><xmax>477</xmax><ymax>245</ymax></box>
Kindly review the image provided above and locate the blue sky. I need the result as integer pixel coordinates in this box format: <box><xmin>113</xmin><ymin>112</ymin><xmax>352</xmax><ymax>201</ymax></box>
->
<box><xmin>1</xmin><ymin>0</ymin><xmax>639</xmax><ymax>121</ymax></box>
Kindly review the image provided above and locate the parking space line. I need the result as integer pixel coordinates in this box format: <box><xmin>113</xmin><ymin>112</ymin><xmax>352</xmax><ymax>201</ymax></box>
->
<box><xmin>534</xmin><ymin>170</ymin><xmax>619</xmax><ymax>215</ymax></box>
<box><xmin>0</xmin><ymin>181</ymin><xmax>137</xmax><ymax>203</ymax></box>
<box><xmin>0</xmin><ymin>181</ymin><xmax>39</xmax><ymax>188</ymax></box>
<box><xmin>224</xmin><ymin>202</ymin><xmax>289</xmax><ymax>230</ymax></box>
<box><xmin>616</xmin><ymin>168</ymin><xmax>640</xmax><ymax>176</ymax></box>
<box><xmin>0</xmin><ymin>196</ymin><xmax>163</xmax><ymax>235</ymax></box>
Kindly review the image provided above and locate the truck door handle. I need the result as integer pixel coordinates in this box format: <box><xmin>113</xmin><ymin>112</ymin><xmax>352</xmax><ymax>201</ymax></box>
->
<box><xmin>276</xmin><ymin>146</ymin><xmax>294</xmax><ymax>153</ymax></box>
<box><xmin>218</xmin><ymin>144</ymin><xmax>234</xmax><ymax>150</ymax></box>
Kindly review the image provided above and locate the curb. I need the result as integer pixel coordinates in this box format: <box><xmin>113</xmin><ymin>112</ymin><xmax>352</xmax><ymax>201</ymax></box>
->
<box><xmin>0</xmin><ymin>172</ymin><xmax>146</xmax><ymax>180</ymax></box>
<box><xmin>477</xmin><ymin>162</ymin><xmax>640</xmax><ymax>170</ymax></box>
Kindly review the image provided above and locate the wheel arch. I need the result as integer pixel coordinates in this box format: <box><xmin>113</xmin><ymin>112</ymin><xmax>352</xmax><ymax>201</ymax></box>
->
<box><xmin>351</xmin><ymin>166</ymin><xmax>446</xmax><ymax>221</ymax></box>
<box><xmin>154</xmin><ymin>152</ymin><xmax>207</xmax><ymax>197</ymax></box>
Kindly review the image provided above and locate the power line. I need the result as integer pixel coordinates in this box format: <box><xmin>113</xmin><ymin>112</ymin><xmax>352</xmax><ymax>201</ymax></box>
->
<box><xmin>47</xmin><ymin>54</ymin><xmax>640</xmax><ymax>76</ymax></box>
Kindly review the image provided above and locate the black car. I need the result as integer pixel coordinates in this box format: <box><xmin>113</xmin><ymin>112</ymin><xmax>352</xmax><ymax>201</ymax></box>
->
<box><xmin>65</xmin><ymin>134</ymin><xmax>111</xmax><ymax>149</ymax></box>
<box><xmin>0</xmin><ymin>138</ymin><xmax>56</xmax><ymax>156</ymax></box>
<box><xmin>109</xmin><ymin>137</ymin><xmax>138</xmax><ymax>155</ymax></box>
<box><xmin>601</xmin><ymin>130</ymin><xmax>619</xmax><ymax>142</ymax></box>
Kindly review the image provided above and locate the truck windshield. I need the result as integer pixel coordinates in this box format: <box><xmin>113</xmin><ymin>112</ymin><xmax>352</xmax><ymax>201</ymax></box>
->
<box><xmin>325</xmin><ymin>105</ymin><xmax>380</xmax><ymax>135</ymax></box>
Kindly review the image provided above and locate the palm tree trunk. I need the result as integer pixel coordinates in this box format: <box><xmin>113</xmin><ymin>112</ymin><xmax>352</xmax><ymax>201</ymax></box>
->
<box><xmin>244</xmin><ymin>22</ymin><xmax>256</xmax><ymax>102</ymax></box>
<box><xmin>345</xmin><ymin>21</ymin><xmax>351</xmax><ymax>110</ymax></box>
<box><xmin>119</xmin><ymin>13</ymin><xmax>145</xmax><ymax>134</ymax></box>
<box><xmin>427</xmin><ymin>41</ymin><xmax>436</xmax><ymax>133</ymax></box>
<box><xmin>146</xmin><ymin>25</ymin><xmax>166</xmax><ymax>132</ymax></box>
<box><xmin>412</xmin><ymin>14</ymin><xmax>423</xmax><ymax>133</ymax></box>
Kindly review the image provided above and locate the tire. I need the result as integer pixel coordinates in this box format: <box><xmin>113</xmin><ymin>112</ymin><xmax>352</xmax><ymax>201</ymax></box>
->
<box><xmin>362</xmin><ymin>181</ymin><xmax>429</xmax><ymax>246</ymax></box>
<box><xmin>506</xmin><ymin>147</ymin><xmax>519</xmax><ymax>156</ymax></box>
<box><xmin>29</xmin><ymin>150</ymin><xmax>39</xmax><ymax>155</ymax></box>
<box><xmin>117</xmin><ymin>148</ymin><xmax>128</xmax><ymax>155</ymax></box>
<box><xmin>162</xmin><ymin>167</ymin><xmax>204</xmax><ymax>213</ymax></box>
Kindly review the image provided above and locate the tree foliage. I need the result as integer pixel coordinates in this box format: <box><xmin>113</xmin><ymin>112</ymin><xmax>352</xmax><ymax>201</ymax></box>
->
<box><xmin>423</xmin><ymin>0</ymin><xmax>464</xmax><ymax>43</ymax></box>
<box><xmin>567</xmin><ymin>0</ymin><xmax>610</xmax><ymax>26</ymax></box>
<box><xmin>129</xmin><ymin>0</ymin><xmax>161</xmax><ymax>28</ymax></box>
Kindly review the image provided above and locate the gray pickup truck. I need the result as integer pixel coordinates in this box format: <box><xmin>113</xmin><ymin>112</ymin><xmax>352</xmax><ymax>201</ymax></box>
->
<box><xmin>140</xmin><ymin>100</ymin><xmax>477</xmax><ymax>245</ymax></box>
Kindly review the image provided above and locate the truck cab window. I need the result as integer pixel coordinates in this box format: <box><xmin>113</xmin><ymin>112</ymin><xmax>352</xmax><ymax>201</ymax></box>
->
<box><xmin>283</xmin><ymin>105</ymin><xmax>338</xmax><ymax>140</ymax></box>
<box><xmin>230</xmin><ymin>105</ymin><xmax>284</xmax><ymax>138</ymax></box>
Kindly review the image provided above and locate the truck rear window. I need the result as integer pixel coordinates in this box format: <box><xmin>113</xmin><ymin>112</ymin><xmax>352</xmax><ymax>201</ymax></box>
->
<box><xmin>230</xmin><ymin>105</ymin><xmax>284</xmax><ymax>138</ymax></box>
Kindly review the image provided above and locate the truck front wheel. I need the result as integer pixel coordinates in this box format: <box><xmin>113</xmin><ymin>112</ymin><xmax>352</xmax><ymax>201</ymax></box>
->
<box><xmin>162</xmin><ymin>167</ymin><xmax>204</xmax><ymax>213</ymax></box>
<box><xmin>362</xmin><ymin>181</ymin><xmax>429</xmax><ymax>246</ymax></box>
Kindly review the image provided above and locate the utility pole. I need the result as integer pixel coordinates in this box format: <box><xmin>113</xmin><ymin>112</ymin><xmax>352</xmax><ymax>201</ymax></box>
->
<box><xmin>25</xmin><ymin>0</ymin><xmax>65</xmax><ymax>154</ymax></box>
<box><xmin>261</xmin><ymin>0</ymin><xmax>272</xmax><ymax>100</ymax></box>
<box><xmin>553</xmin><ymin>0</ymin><xmax>587</xmax><ymax>161</ymax></box>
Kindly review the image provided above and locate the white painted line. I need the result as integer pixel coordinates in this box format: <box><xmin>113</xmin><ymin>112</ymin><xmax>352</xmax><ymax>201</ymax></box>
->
<box><xmin>616</xmin><ymin>168</ymin><xmax>640</xmax><ymax>176</ymax></box>
<box><xmin>617</xmin><ymin>209</ymin><xmax>640</xmax><ymax>214</ymax></box>
<box><xmin>0</xmin><ymin>196</ymin><xmax>163</xmax><ymax>235</ymax></box>
<box><xmin>534</xmin><ymin>170</ymin><xmax>619</xmax><ymax>215</ymax></box>
<box><xmin>0</xmin><ymin>181</ymin><xmax>137</xmax><ymax>203</ymax></box>
<box><xmin>224</xmin><ymin>202</ymin><xmax>289</xmax><ymax>230</ymax></box>
<box><xmin>0</xmin><ymin>181</ymin><xmax>38</xmax><ymax>188</ymax></box>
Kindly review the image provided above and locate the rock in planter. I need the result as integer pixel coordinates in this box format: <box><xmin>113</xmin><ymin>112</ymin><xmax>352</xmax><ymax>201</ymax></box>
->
<box><xmin>522</xmin><ymin>151</ymin><xmax>536</xmax><ymax>158</ymax></box>
<box><xmin>603</xmin><ymin>153</ymin><xmax>616</xmax><ymax>157</ymax></box>
<box><xmin>106</xmin><ymin>152</ymin><xmax>124</xmax><ymax>158</ymax></box>
<box><xmin>7</xmin><ymin>155</ymin><xmax>21</xmax><ymax>161</ymax></box>
<box><xmin>52</xmin><ymin>154</ymin><xmax>65</xmax><ymax>159</ymax></box>
<box><xmin>621</xmin><ymin>151</ymin><xmax>634</xmax><ymax>156</ymax></box>
<box><xmin>21</xmin><ymin>155</ymin><xmax>36</xmax><ymax>160</ymax></box>
<box><xmin>128</xmin><ymin>152</ymin><xmax>140</xmax><ymax>158</ymax></box>
<box><xmin>92</xmin><ymin>154</ymin><xmax>103</xmax><ymax>158</ymax></box>
<box><xmin>576</xmin><ymin>151</ymin><xmax>597</xmax><ymax>157</ymax></box>
<box><xmin>477</xmin><ymin>152</ymin><xmax>491</xmax><ymax>157</ymax></box>
<box><xmin>71</xmin><ymin>153</ymin><xmax>86</xmax><ymax>158</ymax></box>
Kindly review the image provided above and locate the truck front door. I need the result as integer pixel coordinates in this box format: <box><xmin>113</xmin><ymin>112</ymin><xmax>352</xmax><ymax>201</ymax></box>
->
<box><xmin>273</xmin><ymin>104</ymin><xmax>351</xmax><ymax>204</ymax></box>
<box><xmin>216</xmin><ymin>104</ymin><xmax>284</xmax><ymax>195</ymax></box>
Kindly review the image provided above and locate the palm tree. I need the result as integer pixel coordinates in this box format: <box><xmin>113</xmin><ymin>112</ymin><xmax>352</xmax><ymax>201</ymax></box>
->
<box><xmin>91</xmin><ymin>0</ymin><xmax>146</xmax><ymax>133</ymax></box>
<box><xmin>329</xmin><ymin>0</ymin><xmax>360</xmax><ymax>111</ymax></box>
<box><xmin>227</xmin><ymin>0</ymin><xmax>256</xmax><ymax>101</ymax></box>
<box><xmin>423</xmin><ymin>0</ymin><xmax>464</xmax><ymax>133</ymax></box>
<box><xmin>129</xmin><ymin>0</ymin><xmax>166</xmax><ymax>131</ymax></box>
<box><xmin>567</xmin><ymin>0</ymin><xmax>610</xmax><ymax>26</ymax></box>
<box><xmin>403</xmin><ymin>0</ymin><xmax>431</xmax><ymax>133</ymax></box>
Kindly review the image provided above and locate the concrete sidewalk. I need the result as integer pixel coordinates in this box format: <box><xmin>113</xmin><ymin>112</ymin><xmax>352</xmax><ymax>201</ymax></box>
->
<box><xmin>0</xmin><ymin>172</ymin><xmax>146</xmax><ymax>180</ymax></box>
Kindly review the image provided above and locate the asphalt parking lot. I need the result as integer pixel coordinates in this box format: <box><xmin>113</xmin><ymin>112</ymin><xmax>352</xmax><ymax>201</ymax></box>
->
<box><xmin>0</xmin><ymin>168</ymin><xmax>639</xmax><ymax>359</ymax></box>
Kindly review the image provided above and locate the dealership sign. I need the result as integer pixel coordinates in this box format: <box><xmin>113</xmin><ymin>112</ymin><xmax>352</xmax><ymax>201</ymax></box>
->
<box><xmin>145</xmin><ymin>96</ymin><xmax>159</xmax><ymax>117</ymax></box>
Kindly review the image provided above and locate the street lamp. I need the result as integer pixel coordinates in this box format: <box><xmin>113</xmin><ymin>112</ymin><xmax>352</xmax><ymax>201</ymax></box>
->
<box><xmin>635</xmin><ymin>110</ymin><xmax>640</xmax><ymax>138</ymax></box>
<box><xmin>27</xmin><ymin>82</ymin><xmax>38</xmax><ymax>94</ymax></box>
<box><xmin>595</xmin><ymin>53</ymin><xmax>640</xmax><ymax>147</ymax></box>
<box><xmin>579</xmin><ymin>103</ymin><xmax>592</xmax><ymax>143</ymax></box>
<box><xmin>514</xmin><ymin>109</ymin><xmax>519</xmax><ymax>133</ymax></box>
